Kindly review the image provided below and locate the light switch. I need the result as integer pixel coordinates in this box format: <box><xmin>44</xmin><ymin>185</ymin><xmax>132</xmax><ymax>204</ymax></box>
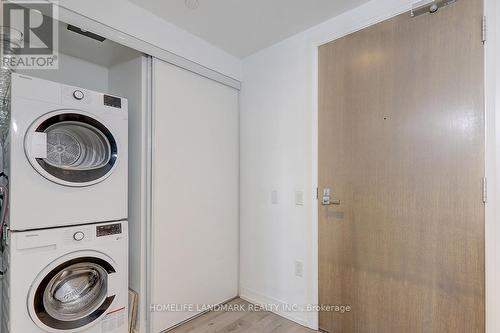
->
<box><xmin>271</xmin><ymin>190</ymin><xmax>279</xmax><ymax>205</ymax></box>
<box><xmin>295</xmin><ymin>261</ymin><xmax>304</xmax><ymax>277</ymax></box>
<box><xmin>295</xmin><ymin>190</ymin><xmax>304</xmax><ymax>206</ymax></box>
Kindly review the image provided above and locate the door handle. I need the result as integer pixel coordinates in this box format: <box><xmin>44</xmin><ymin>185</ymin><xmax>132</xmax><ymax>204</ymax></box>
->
<box><xmin>321</xmin><ymin>188</ymin><xmax>341</xmax><ymax>206</ymax></box>
<box><xmin>323</xmin><ymin>199</ymin><xmax>341</xmax><ymax>206</ymax></box>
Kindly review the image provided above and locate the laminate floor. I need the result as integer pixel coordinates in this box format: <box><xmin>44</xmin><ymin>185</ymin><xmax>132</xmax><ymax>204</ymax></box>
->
<box><xmin>167</xmin><ymin>298</ymin><xmax>317</xmax><ymax>333</ymax></box>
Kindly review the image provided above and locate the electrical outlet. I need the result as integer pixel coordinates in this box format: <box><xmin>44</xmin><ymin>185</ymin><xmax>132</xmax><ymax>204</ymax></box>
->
<box><xmin>295</xmin><ymin>261</ymin><xmax>304</xmax><ymax>277</ymax></box>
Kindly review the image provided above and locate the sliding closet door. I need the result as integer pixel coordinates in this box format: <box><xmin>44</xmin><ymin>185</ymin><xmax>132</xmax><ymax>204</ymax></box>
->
<box><xmin>151</xmin><ymin>60</ymin><xmax>239</xmax><ymax>333</ymax></box>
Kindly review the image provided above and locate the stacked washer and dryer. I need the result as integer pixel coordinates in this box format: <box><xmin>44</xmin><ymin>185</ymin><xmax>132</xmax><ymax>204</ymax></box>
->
<box><xmin>1</xmin><ymin>74</ymin><xmax>129</xmax><ymax>333</ymax></box>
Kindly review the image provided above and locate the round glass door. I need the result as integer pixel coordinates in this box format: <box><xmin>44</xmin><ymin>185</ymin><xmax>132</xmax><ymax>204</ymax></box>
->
<box><xmin>32</xmin><ymin>257</ymin><xmax>116</xmax><ymax>331</ymax></box>
<box><xmin>43</xmin><ymin>263</ymin><xmax>107</xmax><ymax>322</ymax></box>
<box><xmin>25</xmin><ymin>112</ymin><xmax>118</xmax><ymax>187</ymax></box>
<box><xmin>45</xmin><ymin>122</ymin><xmax>110</xmax><ymax>171</ymax></box>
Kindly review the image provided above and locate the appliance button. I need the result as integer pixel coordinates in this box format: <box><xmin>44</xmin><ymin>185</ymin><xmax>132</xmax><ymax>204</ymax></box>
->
<box><xmin>73</xmin><ymin>231</ymin><xmax>85</xmax><ymax>241</ymax></box>
<box><xmin>73</xmin><ymin>90</ymin><xmax>84</xmax><ymax>100</ymax></box>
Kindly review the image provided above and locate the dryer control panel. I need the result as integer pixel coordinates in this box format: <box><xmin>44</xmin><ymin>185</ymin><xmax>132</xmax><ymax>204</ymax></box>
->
<box><xmin>96</xmin><ymin>223</ymin><xmax>122</xmax><ymax>237</ymax></box>
<box><xmin>104</xmin><ymin>95</ymin><xmax>122</xmax><ymax>109</ymax></box>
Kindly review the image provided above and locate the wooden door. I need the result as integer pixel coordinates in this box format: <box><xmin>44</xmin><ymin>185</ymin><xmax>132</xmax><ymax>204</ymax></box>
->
<box><xmin>318</xmin><ymin>1</ymin><xmax>485</xmax><ymax>332</ymax></box>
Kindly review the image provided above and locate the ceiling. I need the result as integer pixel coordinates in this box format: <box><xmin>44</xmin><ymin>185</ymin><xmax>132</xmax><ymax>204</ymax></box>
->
<box><xmin>129</xmin><ymin>0</ymin><xmax>371</xmax><ymax>58</ymax></box>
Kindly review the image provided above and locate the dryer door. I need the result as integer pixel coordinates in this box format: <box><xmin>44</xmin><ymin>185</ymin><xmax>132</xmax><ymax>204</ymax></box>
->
<box><xmin>25</xmin><ymin>110</ymin><xmax>118</xmax><ymax>187</ymax></box>
<box><xmin>29</xmin><ymin>256</ymin><xmax>119</xmax><ymax>332</ymax></box>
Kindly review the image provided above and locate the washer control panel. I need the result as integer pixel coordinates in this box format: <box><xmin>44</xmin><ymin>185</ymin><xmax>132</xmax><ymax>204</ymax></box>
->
<box><xmin>62</xmin><ymin>86</ymin><xmax>91</xmax><ymax>105</ymax></box>
<box><xmin>96</xmin><ymin>223</ymin><xmax>122</xmax><ymax>237</ymax></box>
<box><xmin>73</xmin><ymin>90</ymin><xmax>84</xmax><ymax>100</ymax></box>
<box><xmin>73</xmin><ymin>231</ymin><xmax>85</xmax><ymax>241</ymax></box>
<box><xmin>64</xmin><ymin>227</ymin><xmax>91</xmax><ymax>244</ymax></box>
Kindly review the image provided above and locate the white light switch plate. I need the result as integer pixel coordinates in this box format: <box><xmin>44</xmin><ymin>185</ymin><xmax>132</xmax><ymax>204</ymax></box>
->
<box><xmin>295</xmin><ymin>261</ymin><xmax>304</xmax><ymax>277</ymax></box>
<box><xmin>295</xmin><ymin>190</ymin><xmax>304</xmax><ymax>206</ymax></box>
<box><xmin>271</xmin><ymin>190</ymin><xmax>279</xmax><ymax>204</ymax></box>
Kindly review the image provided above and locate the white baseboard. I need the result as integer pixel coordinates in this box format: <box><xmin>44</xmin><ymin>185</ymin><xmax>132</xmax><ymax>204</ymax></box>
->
<box><xmin>239</xmin><ymin>287</ymin><xmax>312</xmax><ymax>329</ymax></box>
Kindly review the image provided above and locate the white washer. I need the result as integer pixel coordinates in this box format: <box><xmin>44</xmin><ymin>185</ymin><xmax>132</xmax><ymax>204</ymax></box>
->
<box><xmin>1</xmin><ymin>221</ymin><xmax>128</xmax><ymax>333</ymax></box>
<box><xmin>7</xmin><ymin>74</ymin><xmax>128</xmax><ymax>231</ymax></box>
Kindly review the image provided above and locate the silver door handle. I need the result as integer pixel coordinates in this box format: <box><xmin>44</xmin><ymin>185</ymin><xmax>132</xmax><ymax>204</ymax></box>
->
<box><xmin>321</xmin><ymin>188</ymin><xmax>340</xmax><ymax>206</ymax></box>
<box><xmin>322</xmin><ymin>198</ymin><xmax>341</xmax><ymax>206</ymax></box>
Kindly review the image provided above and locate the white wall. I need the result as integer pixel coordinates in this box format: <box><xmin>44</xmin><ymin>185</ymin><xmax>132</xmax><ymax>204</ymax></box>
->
<box><xmin>108</xmin><ymin>56</ymin><xmax>148</xmax><ymax>332</ymax></box>
<box><xmin>240</xmin><ymin>0</ymin><xmax>500</xmax><ymax>331</ymax></box>
<box><xmin>17</xmin><ymin>53</ymin><xmax>109</xmax><ymax>92</ymax></box>
<box><xmin>485</xmin><ymin>1</ymin><xmax>500</xmax><ymax>332</ymax></box>
<box><xmin>55</xmin><ymin>0</ymin><xmax>242</xmax><ymax>81</ymax></box>
<box><xmin>239</xmin><ymin>33</ymin><xmax>314</xmax><ymax>327</ymax></box>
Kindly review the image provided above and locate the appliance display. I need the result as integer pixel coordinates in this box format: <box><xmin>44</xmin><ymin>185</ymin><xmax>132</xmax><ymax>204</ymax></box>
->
<box><xmin>7</xmin><ymin>74</ymin><xmax>128</xmax><ymax>230</ymax></box>
<box><xmin>1</xmin><ymin>221</ymin><xmax>128</xmax><ymax>333</ymax></box>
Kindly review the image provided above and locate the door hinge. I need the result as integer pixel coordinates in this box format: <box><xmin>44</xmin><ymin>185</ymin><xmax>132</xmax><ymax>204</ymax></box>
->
<box><xmin>482</xmin><ymin>177</ymin><xmax>487</xmax><ymax>204</ymax></box>
<box><xmin>316</xmin><ymin>187</ymin><xmax>319</xmax><ymax>200</ymax></box>
<box><xmin>482</xmin><ymin>16</ymin><xmax>487</xmax><ymax>44</ymax></box>
<box><xmin>2</xmin><ymin>225</ymin><xmax>8</xmax><ymax>243</ymax></box>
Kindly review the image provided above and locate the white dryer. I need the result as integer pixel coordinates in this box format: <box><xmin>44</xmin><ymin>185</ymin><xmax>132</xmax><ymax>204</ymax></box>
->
<box><xmin>7</xmin><ymin>74</ymin><xmax>128</xmax><ymax>231</ymax></box>
<box><xmin>1</xmin><ymin>221</ymin><xmax>128</xmax><ymax>333</ymax></box>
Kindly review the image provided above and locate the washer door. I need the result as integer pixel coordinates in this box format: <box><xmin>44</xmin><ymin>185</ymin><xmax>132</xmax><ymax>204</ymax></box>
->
<box><xmin>30</xmin><ymin>256</ymin><xmax>118</xmax><ymax>332</ymax></box>
<box><xmin>25</xmin><ymin>110</ymin><xmax>118</xmax><ymax>187</ymax></box>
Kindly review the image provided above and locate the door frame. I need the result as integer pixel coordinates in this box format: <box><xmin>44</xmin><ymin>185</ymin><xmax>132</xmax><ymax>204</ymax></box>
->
<box><xmin>310</xmin><ymin>0</ymin><xmax>497</xmax><ymax>331</ymax></box>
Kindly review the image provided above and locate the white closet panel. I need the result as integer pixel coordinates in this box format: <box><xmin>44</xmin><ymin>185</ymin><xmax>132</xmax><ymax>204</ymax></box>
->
<box><xmin>151</xmin><ymin>59</ymin><xmax>239</xmax><ymax>333</ymax></box>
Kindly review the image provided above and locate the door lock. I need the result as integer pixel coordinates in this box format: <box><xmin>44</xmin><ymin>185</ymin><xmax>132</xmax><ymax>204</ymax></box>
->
<box><xmin>322</xmin><ymin>188</ymin><xmax>340</xmax><ymax>206</ymax></box>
